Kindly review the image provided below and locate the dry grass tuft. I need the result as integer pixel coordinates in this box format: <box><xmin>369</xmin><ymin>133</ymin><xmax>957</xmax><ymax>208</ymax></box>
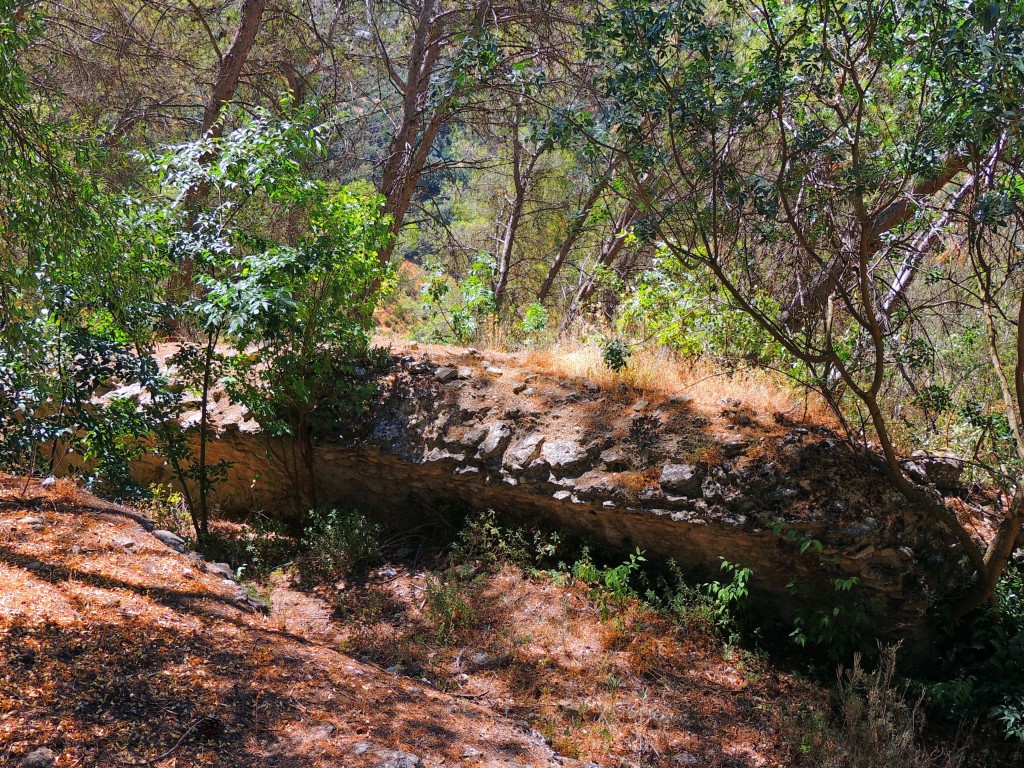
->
<box><xmin>523</xmin><ymin>340</ymin><xmax>834</xmax><ymax>422</ymax></box>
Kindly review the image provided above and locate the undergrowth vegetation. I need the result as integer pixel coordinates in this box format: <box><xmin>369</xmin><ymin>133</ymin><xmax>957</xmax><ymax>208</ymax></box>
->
<box><xmin>295</xmin><ymin>508</ymin><xmax>1018</xmax><ymax>766</ymax></box>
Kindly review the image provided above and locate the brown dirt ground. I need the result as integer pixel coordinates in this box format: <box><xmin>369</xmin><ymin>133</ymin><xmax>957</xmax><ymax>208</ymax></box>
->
<box><xmin>0</xmin><ymin>475</ymin><xmax>576</xmax><ymax>768</ymax></box>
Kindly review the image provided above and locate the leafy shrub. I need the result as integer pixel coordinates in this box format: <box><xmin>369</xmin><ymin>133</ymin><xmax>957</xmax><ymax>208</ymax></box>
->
<box><xmin>703</xmin><ymin>558</ymin><xmax>753</xmax><ymax>644</ymax></box>
<box><xmin>797</xmin><ymin>645</ymin><xmax>962</xmax><ymax>768</ymax></box>
<box><xmin>450</xmin><ymin>509</ymin><xmax>560</xmax><ymax>571</ymax></box>
<box><xmin>295</xmin><ymin>508</ymin><xmax>381</xmax><ymax>586</ymax></box>
<box><xmin>775</xmin><ymin>524</ymin><xmax>882</xmax><ymax>661</ymax></box>
<box><xmin>571</xmin><ymin>546</ymin><xmax>647</xmax><ymax>619</ymax></box>
<box><xmin>424</xmin><ymin>575</ymin><xmax>476</xmax><ymax>644</ymax></box>
<box><xmin>601</xmin><ymin>338</ymin><xmax>632</xmax><ymax>372</ymax></box>
<box><xmin>923</xmin><ymin>562</ymin><xmax>1024</xmax><ymax>741</ymax></box>
<box><xmin>653</xmin><ymin>559</ymin><xmax>718</xmax><ymax>632</ymax></box>
<box><xmin>137</xmin><ymin>484</ymin><xmax>192</xmax><ymax>535</ymax></box>
<box><xmin>419</xmin><ymin>254</ymin><xmax>496</xmax><ymax>343</ymax></box>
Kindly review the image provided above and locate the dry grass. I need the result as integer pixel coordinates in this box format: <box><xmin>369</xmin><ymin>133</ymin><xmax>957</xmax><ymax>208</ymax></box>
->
<box><xmin>523</xmin><ymin>340</ymin><xmax>834</xmax><ymax>422</ymax></box>
<box><xmin>333</xmin><ymin>562</ymin><xmax>826</xmax><ymax>768</ymax></box>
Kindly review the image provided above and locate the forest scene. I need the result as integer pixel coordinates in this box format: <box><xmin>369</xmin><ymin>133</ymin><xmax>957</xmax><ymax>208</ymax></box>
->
<box><xmin>3</xmin><ymin>0</ymin><xmax>1024</xmax><ymax>766</ymax></box>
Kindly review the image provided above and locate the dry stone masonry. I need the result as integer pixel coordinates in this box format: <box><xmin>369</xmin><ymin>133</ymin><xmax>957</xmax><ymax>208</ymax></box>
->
<box><xmin>130</xmin><ymin>346</ymin><xmax>974</xmax><ymax>637</ymax></box>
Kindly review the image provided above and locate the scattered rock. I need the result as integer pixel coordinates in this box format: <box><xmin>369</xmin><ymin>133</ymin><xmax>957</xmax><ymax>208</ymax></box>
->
<box><xmin>632</xmin><ymin>400</ymin><xmax>650</xmax><ymax>411</ymax></box>
<box><xmin>841</xmin><ymin>518</ymin><xmax>879</xmax><ymax>537</ymax></box>
<box><xmin>513</xmin><ymin>382</ymin><xmax>529</xmax><ymax>394</ymax></box>
<box><xmin>457</xmin><ymin>366</ymin><xmax>474</xmax><ymax>380</ymax></box>
<box><xmin>674</xmin><ymin>753</ymin><xmax>698</xmax><ymax>766</ymax></box>
<box><xmin>19</xmin><ymin>517</ymin><xmax>44</xmax><ymax>531</ymax></box>
<box><xmin>450</xmin><ymin>426</ymin><xmax>487</xmax><ymax>450</ymax></box>
<box><xmin>599</xmin><ymin>447</ymin><xmax>630</xmax><ymax>471</ymax></box>
<box><xmin>911</xmin><ymin>450</ymin><xmax>964</xmax><ymax>491</ymax></box>
<box><xmin>461</xmin><ymin>651</ymin><xmax>513</xmax><ymax>672</ymax></box>
<box><xmin>434</xmin><ymin>366</ymin><xmax>459</xmax><ymax>383</ymax></box>
<box><xmin>292</xmin><ymin>722</ymin><xmax>336</xmax><ymax>745</ymax></box>
<box><xmin>638</xmin><ymin>486</ymin><xmax>664</xmax><ymax>502</ymax></box>
<box><xmin>659</xmin><ymin>464</ymin><xmax>705</xmax><ymax>496</ymax></box>
<box><xmin>19</xmin><ymin>748</ymin><xmax>56</xmax><ymax>768</ymax></box>
<box><xmin>375</xmin><ymin>751</ymin><xmax>423</xmax><ymax>768</ymax></box>
<box><xmin>902</xmin><ymin>461</ymin><xmax>930</xmax><ymax>486</ymax></box>
<box><xmin>485</xmin><ymin>366</ymin><xmax>504</xmax><ymax>376</ymax></box>
<box><xmin>722</xmin><ymin>439</ymin><xmax>749</xmax><ymax>458</ymax></box>
<box><xmin>153</xmin><ymin>529</ymin><xmax>188</xmax><ymax>553</ymax></box>
<box><xmin>206</xmin><ymin>562</ymin><xmax>235</xmax><ymax>580</ymax></box>
<box><xmin>461</xmin><ymin>745</ymin><xmax>484</xmax><ymax>759</ymax></box>
<box><xmin>583</xmin><ymin>380</ymin><xmax>601</xmax><ymax>392</ymax></box>
<box><xmin>350</xmin><ymin>742</ymin><xmax>373</xmax><ymax>756</ymax></box>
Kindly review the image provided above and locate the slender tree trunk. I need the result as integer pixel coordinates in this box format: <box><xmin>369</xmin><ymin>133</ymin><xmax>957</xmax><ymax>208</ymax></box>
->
<box><xmin>782</xmin><ymin>156</ymin><xmax>967</xmax><ymax>330</ymax></box>
<box><xmin>561</xmin><ymin>203</ymin><xmax>639</xmax><ymax>330</ymax></box>
<box><xmin>494</xmin><ymin>110</ymin><xmax>538</xmax><ymax>310</ymax></box>
<box><xmin>537</xmin><ymin>179</ymin><xmax>607</xmax><ymax>302</ymax></box>
<box><xmin>200</xmin><ymin>0</ymin><xmax>267</xmax><ymax>138</ymax></box>
<box><xmin>196</xmin><ymin>331</ymin><xmax>218</xmax><ymax>537</ymax></box>
<box><xmin>171</xmin><ymin>0</ymin><xmax>266</xmax><ymax>301</ymax></box>
<box><xmin>376</xmin><ymin>0</ymin><xmax>443</xmax><ymax>264</ymax></box>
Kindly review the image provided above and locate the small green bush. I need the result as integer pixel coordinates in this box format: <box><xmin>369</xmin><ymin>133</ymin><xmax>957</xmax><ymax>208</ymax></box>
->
<box><xmin>295</xmin><ymin>508</ymin><xmax>381</xmax><ymax>586</ymax></box>
<box><xmin>424</xmin><ymin>575</ymin><xmax>476</xmax><ymax>644</ymax></box>
<box><xmin>570</xmin><ymin>546</ymin><xmax>647</xmax><ymax>619</ymax></box>
<box><xmin>703</xmin><ymin>558</ymin><xmax>753</xmax><ymax>644</ymax></box>
<box><xmin>450</xmin><ymin>509</ymin><xmax>560</xmax><ymax>571</ymax></box>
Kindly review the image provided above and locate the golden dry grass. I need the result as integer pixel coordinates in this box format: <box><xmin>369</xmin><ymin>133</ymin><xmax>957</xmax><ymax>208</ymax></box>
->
<box><xmin>523</xmin><ymin>340</ymin><xmax>835</xmax><ymax>423</ymax></box>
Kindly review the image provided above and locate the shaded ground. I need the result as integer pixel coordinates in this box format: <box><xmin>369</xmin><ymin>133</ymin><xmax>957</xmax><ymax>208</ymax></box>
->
<box><xmin>0</xmin><ymin>475</ymin><xmax>572</xmax><ymax>768</ymax></box>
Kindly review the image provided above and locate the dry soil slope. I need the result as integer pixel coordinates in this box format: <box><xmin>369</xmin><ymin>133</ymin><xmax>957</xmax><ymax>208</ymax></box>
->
<box><xmin>0</xmin><ymin>475</ymin><xmax>572</xmax><ymax>768</ymax></box>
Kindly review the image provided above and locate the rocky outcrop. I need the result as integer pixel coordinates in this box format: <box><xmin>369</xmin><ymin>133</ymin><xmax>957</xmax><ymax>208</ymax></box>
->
<box><xmin>130</xmin><ymin>345</ymin><xmax>972</xmax><ymax>635</ymax></box>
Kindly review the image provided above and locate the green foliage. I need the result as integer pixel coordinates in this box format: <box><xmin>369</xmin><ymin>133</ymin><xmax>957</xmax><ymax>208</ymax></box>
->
<box><xmin>0</xmin><ymin>326</ymin><xmax>177</xmax><ymax>496</ymax></box>
<box><xmin>620</xmin><ymin>252</ymin><xmax>782</xmax><ymax>364</ymax></box>
<box><xmin>600</xmin><ymin>338</ymin><xmax>632</xmax><ymax>373</ymax></box>
<box><xmin>571</xmin><ymin>546</ymin><xmax>647</xmax><ymax>619</ymax></box>
<box><xmin>424</xmin><ymin>574</ymin><xmax>477</xmax><ymax>644</ymax></box>
<box><xmin>449</xmin><ymin>509</ymin><xmax>560</xmax><ymax>571</ymax></box>
<box><xmin>295</xmin><ymin>508</ymin><xmax>381</xmax><ymax>586</ymax></box>
<box><xmin>137</xmin><ymin>485</ymin><xmax>191</xmax><ymax>535</ymax></box>
<box><xmin>650</xmin><ymin>560</ymin><xmax>712</xmax><ymax>628</ymax></box>
<box><xmin>520</xmin><ymin>302</ymin><xmax>549</xmax><ymax>343</ymax></box>
<box><xmin>702</xmin><ymin>558</ymin><xmax>753</xmax><ymax>644</ymax></box>
<box><xmin>774</xmin><ymin>524</ymin><xmax>883</xmax><ymax>661</ymax></box>
<box><xmin>419</xmin><ymin>254</ymin><xmax>496</xmax><ymax>343</ymax></box>
<box><xmin>923</xmin><ymin>562</ymin><xmax>1024</xmax><ymax>741</ymax></box>
<box><xmin>145</xmin><ymin>109</ymin><xmax>393</xmax><ymax>516</ymax></box>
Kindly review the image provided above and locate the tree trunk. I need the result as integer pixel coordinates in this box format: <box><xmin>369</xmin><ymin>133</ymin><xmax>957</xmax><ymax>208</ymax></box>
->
<box><xmin>200</xmin><ymin>0</ymin><xmax>267</xmax><ymax>138</ymax></box>
<box><xmin>537</xmin><ymin>179</ymin><xmax>607</xmax><ymax>302</ymax></box>
<box><xmin>561</xmin><ymin>202</ymin><xmax>639</xmax><ymax>330</ymax></box>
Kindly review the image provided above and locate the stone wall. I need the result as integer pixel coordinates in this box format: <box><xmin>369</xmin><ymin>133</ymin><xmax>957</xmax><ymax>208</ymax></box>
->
<box><xmin>131</xmin><ymin>347</ymin><xmax>971</xmax><ymax>638</ymax></box>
